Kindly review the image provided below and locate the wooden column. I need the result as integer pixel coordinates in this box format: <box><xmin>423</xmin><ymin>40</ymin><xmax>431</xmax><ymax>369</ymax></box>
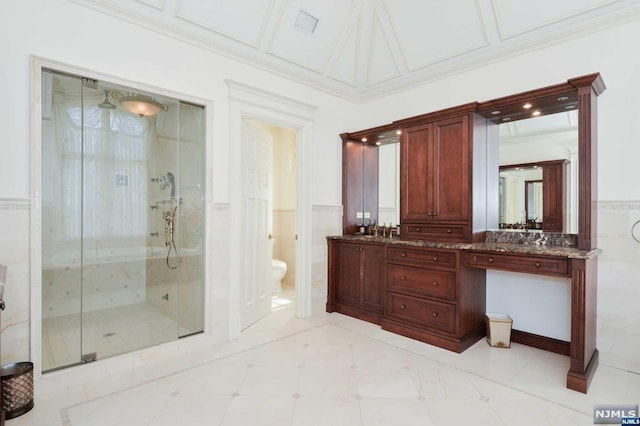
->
<box><xmin>567</xmin><ymin>256</ymin><xmax>599</xmax><ymax>393</ymax></box>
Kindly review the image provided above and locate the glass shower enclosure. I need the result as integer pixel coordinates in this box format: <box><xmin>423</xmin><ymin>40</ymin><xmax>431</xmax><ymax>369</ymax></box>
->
<box><xmin>40</xmin><ymin>69</ymin><xmax>205</xmax><ymax>372</ymax></box>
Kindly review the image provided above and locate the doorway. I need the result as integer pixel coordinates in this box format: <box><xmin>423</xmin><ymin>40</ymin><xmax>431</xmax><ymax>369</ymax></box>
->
<box><xmin>227</xmin><ymin>80</ymin><xmax>315</xmax><ymax>339</ymax></box>
<box><xmin>240</xmin><ymin>119</ymin><xmax>298</xmax><ymax>330</ymax></box>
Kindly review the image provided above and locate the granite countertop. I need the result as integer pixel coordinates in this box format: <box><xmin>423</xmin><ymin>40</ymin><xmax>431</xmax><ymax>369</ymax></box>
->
<box><xmin>326</xmin><ymin>234</ymin><xmax>600</xmax><ymax>260</ymax></box>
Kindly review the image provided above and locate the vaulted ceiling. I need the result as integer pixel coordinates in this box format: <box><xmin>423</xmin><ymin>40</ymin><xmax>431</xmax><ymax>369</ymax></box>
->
<box><xmin>71</xmin><ymin>0</ymin><xmax>640</xmax><ymax>101</ymax></box>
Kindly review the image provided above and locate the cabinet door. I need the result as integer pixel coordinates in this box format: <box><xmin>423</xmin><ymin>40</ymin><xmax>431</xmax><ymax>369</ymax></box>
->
<box><xmin>432</xmin><ymin>116</ymin><xmax>469</xmax><ymax>222</ymax></box>
<box><xmin>401</xmin><ymin>123</ymin><xmax>433</xmax><ymax>222</ymax></box>
<box><xmin>335</xmin><ymin>243</ymin><xmax>361</xmax><ymax>306</ymax></box>
<box><xmin>361</xmin><ymin>244</ymin><xmax>385</xmax><ymax>312</ymax></box>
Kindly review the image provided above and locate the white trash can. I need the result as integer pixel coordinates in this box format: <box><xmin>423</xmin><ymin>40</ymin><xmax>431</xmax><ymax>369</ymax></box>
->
<box><xmin>485</xmin><ymin>313</ymin><xmax>512</xmax><ymax>348</ymax></box>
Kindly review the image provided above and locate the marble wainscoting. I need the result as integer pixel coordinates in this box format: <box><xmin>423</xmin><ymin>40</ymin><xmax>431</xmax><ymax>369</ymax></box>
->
<box><xmin>311</xmin><ymin>205</ymin><xmax>342</xmax><ymax>299</ymax></box>
<box><xmin>596</xmin><ymin>200</ymin><xmax>640</xmax><ymax>374</ymax></box>
<box><xmin>0</xmin><ymin>198</ymin><xmax>30</xmax><ymax>364</ymax></box>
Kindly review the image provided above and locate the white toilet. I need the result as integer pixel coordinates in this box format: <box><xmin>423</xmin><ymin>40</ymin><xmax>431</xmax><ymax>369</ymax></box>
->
<box><xmin>271</xmin><ymin>259</ymin><xmax>287</xmax><ymax>293</ymax></box>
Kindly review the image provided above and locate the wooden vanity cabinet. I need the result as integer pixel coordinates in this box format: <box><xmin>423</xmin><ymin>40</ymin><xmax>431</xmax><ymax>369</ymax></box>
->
<box><xmin>326</xmin><ymin>239</ymin><xmax>385</xmax><ymax>324</ymax></box>
<box><xmin>381</xmin><ymin>246</ymin><xmax>486</xmax><ymax>353</ymax></box>
<box><xmin>398</xmin><ymin>105</ymin><xmax>490</xmax><ymax>242</ymax></box>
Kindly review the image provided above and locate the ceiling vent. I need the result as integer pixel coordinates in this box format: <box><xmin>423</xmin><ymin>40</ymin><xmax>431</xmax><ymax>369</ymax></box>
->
<box><xmin>295</xmin><ymin>10</ymin><xmax>318</xmax><ymax>34</ymax></box>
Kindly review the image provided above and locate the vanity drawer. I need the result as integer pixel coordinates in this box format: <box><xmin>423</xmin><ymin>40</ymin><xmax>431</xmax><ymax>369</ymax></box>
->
<box><xmin>387</xmin><ymin>247</ymin><xmax>457</xmax><ymax>268</ymax></box>
<box><xmin>466</xmin><ymin>251</ymin><xmax>569</xmax><ymax>277</ymax></box>
<box><xmin>386</xmin><ymin>293</ymin><xmax>455</xmax><ymax>333</ymax></box>
<box><xmin>387</xmin><ymin>264</ymin><xmax>455</xmax><ymax>300</ymax></box>
<box><xmin>402</xmin><ymin>223</ymin><xmax>468</xmax><ymax>241</ymax></box>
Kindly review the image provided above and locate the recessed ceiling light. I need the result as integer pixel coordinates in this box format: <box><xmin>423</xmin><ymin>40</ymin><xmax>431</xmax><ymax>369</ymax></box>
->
<box><xmin>375</xmin><ymin>142</ymin><xmax>381</xmax><ymax>146</ymax></box>
<box><xmin>523</xmin><ymin>103</ymin><xmax>532</xmax><ymax>109</ymax></box>
<box><xmin>491</xmin><ymin>110</ymin><xmax>501</xmax><ymax>115</ymax></box>
<box><xmin>502</xmin><ymin>117</ymin><xmax>511</xmax><ymax>122</ymax></box>
<box><xmin>565</xmin><ymin>105</ymin><xmax>576</xmax><ymax>110</ymax></box>
<box><xmin>532</xmin><ymin>110</ymin><xmax>541</xmax><ymax>116</ymax></box>
<box><xmin>396</xmin><ymin>130</ymin><xmax>401</xmax><ymax>135</ymax></box>
<box><xmin>361</xmin><ymin>137</ymin><xmax>367</xmax><ymax>142</ymax></box>
<box><xmin>557</xmin><ymin>96</ymin><xmax>569</xmax><ymax>101</ymax></box>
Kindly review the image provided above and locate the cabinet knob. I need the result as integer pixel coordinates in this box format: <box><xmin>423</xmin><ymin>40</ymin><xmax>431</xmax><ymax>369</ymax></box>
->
<box><xmin>447</xmin><ymin>229</ymin><xmax>452</xmax><ymax>233</ymax></box>
<box><xmin>432</xmin><ymin>281</ymin><xmax>438</xmax><ymax>286</ymax></box>
<box><xmin>488</xmin><ymin>257</ymin><xmax>494</xmax><ymax>263</ymax></box>
<box><xmin>432</xmin><ymin>312</ymin><xmax>438</xmax><ymax>317</ymax></box>
<box><xmin>400</xmin><ymin>304</ymin><xmax>406</xmax><ymax>310</ymax></box>
<box><xmin>401</xmin><ymin>252</ymin><xmax>406</xmax><ymax>257</ymax></box>
<box><xmin>415</xmin><ymin>227</ymin><xmax>421</xmax><ymax>232</ymax></box>
<box><xmin>433</xmin><ymin>256</ymin><xmax>438</xmax><ymax>261</ymax></box>
<box><xmin>535</xmin><ymin>261</ymin><xmax>541</xmax><ymax>268</ymax></box>
<box><xmin>401</xmin><ymin>276</ymin><xmax>406</xmax><ymax>281</ymax></box>
<box><xmin>432</xmin><ymin>212</ymin><xmax>437</xmax><ymax>216</ymax></box>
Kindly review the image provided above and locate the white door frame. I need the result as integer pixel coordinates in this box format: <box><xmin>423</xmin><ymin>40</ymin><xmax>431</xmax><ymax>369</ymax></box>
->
<box><xmin>227</xmin><ymin>80</ymin><xmax>316</xmax><ymax>339</ymax></box>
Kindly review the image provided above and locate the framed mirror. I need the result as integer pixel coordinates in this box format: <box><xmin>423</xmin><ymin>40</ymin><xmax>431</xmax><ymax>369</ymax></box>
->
<box><xmin>478</xmin><ymin>73</ymin><xmax>605</xmax><ymax>250</ymax></box>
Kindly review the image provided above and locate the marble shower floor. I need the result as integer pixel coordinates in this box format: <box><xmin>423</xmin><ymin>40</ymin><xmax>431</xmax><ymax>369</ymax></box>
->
<box><xmin>16</xmin><ymin>294</ymin><xmax>640</xmax><ymax>425</ymax></box>
<box><xmin>42</xmin><ymin>303</ymin><xmax>189</xmax><ymax>372</ymax></box>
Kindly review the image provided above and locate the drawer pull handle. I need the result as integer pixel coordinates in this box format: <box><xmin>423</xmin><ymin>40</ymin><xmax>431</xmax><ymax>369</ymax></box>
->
<box><xmin>400</xmin><ymin>304</ymin><xmax>406</xmax><ymax>310</ymax></box>
<box><xmin>401</xmin><ymin>276</ymin><xmax>406</xmax><ymax>281</ymax></box>
<box><xmin>535</xmin><ymin>262</ymin><xmax>541</xmax><ymax>268</ymax></box>
<box><xmin>432</xmin><ymin>281</ymin><xmax>438</xmax><ymax>286</ymax></box>
<box><xmin>488</xmin><ymin>257</ymin><xmax>494</xmax><ymax>263</ymax></box>
<box><xmin>432</xmin><ymin>312</ymin><xmax>438</xmax><ymax>317</ymax></box>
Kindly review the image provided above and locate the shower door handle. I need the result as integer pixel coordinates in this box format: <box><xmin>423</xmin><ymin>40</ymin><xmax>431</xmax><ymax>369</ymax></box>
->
<box><xmin>268</xmin><ymin>233</ymin><xmax>273</xmax><ymax>240</ymax></box>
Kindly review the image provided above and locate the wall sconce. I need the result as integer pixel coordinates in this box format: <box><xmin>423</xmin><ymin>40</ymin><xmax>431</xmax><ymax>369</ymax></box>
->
<box><xmin>111</xmin><ymin>91</ymin><xmax>168</xmax><ymax>117</ymax></box>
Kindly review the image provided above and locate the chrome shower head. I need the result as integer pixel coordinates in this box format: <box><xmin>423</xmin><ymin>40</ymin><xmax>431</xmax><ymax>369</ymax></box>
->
<box><xmin>99</xmin><ymin>90</ymin><xmax>116</xmax><ymax>110</ymax></box>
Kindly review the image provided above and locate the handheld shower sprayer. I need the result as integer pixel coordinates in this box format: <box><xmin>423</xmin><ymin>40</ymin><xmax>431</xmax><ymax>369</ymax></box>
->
<box><xmin>166</xmin><ymin>172</ymin><xmax>175</xmax><ymax>200</ymax></box>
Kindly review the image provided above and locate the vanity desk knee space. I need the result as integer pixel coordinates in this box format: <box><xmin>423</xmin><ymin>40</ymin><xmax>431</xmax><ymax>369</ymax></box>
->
<box><xmin>328</xmin><ymin>74</ymin><xmax>605</xmax><ymax>393</ymax></box>
<box><xmin>463</xmin><ymin>233</ymin><xmax>600</xmax><ymax>394</ymax></box>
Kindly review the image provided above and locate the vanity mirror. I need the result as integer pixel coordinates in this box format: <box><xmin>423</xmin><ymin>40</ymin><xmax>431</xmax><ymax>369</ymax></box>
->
<box><xmin>478</xmin><ymin>73</ymin><xmax>605</xmax><ymax>250</ymax></box>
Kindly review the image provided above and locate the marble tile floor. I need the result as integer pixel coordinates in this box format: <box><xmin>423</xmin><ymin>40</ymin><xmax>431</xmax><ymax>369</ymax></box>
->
<box><xmin>13</xmin><ymin>294</ymin><xmax>640</xmax><ymax>426</ymax></box>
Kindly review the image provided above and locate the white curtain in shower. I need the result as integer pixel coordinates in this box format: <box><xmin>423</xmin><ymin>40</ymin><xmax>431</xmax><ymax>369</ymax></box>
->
<box><xmin>50</xmin><ymin>92</ymin><xmax>151</xmax><ymax>241</ymax></box>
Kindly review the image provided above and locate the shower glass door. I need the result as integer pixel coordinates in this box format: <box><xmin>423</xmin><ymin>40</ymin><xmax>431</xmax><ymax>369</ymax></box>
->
<box><xmin>41</xmin><ymin>69</ymin><xmax>205</xmax><ymax>372</ymax></box>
